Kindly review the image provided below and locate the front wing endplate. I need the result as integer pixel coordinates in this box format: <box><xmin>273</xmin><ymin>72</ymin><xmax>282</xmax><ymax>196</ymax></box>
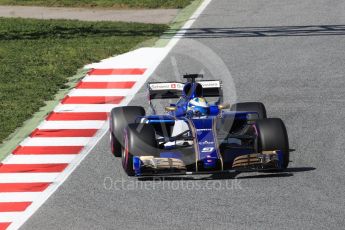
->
<box><xmin>232</xmin><ymin>150</ymin><xmax>282</xmax><ymax>169</ymax></box>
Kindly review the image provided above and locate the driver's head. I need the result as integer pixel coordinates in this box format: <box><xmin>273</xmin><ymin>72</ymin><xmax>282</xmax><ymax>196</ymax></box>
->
<box><xmin>187</xmin><ymin>97</ymin><xmax>209</xmax><ymax>116</ymax></box>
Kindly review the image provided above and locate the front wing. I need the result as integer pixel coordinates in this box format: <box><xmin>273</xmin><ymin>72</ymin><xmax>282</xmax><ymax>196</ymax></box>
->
<box><xmin>132</xmin><ymin>150</ymin><xmax>284</xmax><ymax>177</ymax></box>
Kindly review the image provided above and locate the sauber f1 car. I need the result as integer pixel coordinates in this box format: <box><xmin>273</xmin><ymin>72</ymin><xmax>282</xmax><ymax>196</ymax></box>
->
<box><xmin>109</xmin><ymin>74</ymin><xmax>289</xmax><ymax>177</ymax></box>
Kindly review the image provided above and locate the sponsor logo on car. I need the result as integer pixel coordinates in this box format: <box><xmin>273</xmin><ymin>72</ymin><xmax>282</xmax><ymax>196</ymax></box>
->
<box><xmin>201</xmin><ymin>147</ymin><xmax>214</xmax><ymax>152</ymax></box>
<box><xmin>199</xmin><ymin>81</ymin><xmax>221</xmax><ymax>88</ymax></box>
<box><xmin>149</xmin><ymin>81</ymin><xmax>220</xmax><ymax>90</ymax></box>
<box><xmin>199</xmin><ymin>140</ymin><xmax>215</xmax><ymax>145</ymax></box>
<box><xmin>196</xmin><ymin>128</ymin><xmax>212</xmax><ymax>132</ymax></box>
<box><xmin>149</xmin><ymin>83</ymin><xmax>184</xmax><ymax>90</ymax></box>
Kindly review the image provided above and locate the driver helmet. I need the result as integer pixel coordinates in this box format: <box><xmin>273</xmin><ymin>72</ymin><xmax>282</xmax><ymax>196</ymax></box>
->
<box><xmin>187</xmin><ymin>97</ymin><xmax>209</xmax><ymax>116</ymax></box>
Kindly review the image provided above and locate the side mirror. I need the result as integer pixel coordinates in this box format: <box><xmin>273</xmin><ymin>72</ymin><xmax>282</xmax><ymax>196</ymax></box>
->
<box><xmin>165</xmin><ymin>106</ymin><xmax>177</xmax><ymax>112</ymax></box>
<box><xmin>218</xmin><ymin>103</ymin><xmax>230</xmax><ymax>110</ymax></box>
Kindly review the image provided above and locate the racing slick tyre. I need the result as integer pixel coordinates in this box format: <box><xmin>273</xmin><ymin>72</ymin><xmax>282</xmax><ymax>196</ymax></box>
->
<box><xmin>255</xmin><ymin>118</ymin><xmax>289</xmax><ymax>169</ymax></box>
<box><xmin>109</xmin><ymin>106</ymin><xmax>145</xmax><ymax>157</ymax></box>
<box><xmin>122</xmin><ymin>123</ymin><xmax>158</xmax><ymax>176</ymax></box>
<box><xmin>231</xmin><ymin>102</ymin><xmax>267</xmax><ymax>119</ymax></box>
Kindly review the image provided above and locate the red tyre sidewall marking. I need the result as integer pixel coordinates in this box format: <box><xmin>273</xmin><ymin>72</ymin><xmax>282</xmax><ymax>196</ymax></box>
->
<box><xmin>110</xmin><ymin>133</ymin><xmax>114</xmax><ymax>155</ymax></box>
<box><xmin>123</xmin><ymin>130</ymin><xmax>129</xmax><ymax>169</ymax></box>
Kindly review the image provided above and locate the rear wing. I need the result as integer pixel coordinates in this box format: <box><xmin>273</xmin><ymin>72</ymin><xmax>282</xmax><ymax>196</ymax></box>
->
<box><xmin>147</xmin><ymin>80</ymin><xmax>223</xmax><ymax>100</ymax></box>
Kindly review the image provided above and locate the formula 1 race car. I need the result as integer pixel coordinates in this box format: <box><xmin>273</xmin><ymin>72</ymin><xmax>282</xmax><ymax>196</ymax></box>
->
<box><xmin>109</xmin><ymin>74</ymin><xmax>289</xmax><ymax>177</ymax></box>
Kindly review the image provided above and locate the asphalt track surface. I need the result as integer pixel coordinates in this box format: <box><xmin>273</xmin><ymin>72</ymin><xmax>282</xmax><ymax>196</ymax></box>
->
<box><xmin>22</xmin><ymin>0</ymin><xmax>345</xmax><ymax>229</ymax></box>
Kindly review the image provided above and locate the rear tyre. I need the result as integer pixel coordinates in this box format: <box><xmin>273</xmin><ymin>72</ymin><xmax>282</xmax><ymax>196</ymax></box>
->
<box><xmin>231</xmin><ymin>102</ymin><xmax>267</xmax><ymax>119</ymax></box>
<box><xmin>109</xmin><ymin>106</ymin><xmax>145</xmax><ymax>157</ymax></box>
<box><xmin>255</xmin><ymin>118</ymin><xmax>289</xmax><ymax>168</ymax></box>
<box><xmin>122</xmin><ymin>123</ymin><xmax>158</xmax><ymax>176</ymax></box>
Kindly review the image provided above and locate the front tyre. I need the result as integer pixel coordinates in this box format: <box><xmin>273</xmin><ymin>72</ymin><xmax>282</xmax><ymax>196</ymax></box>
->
<box><xmin>122</xmin><ymin>124</ymin><xmax>158</xmax><ymax>176</ymax></box>
<box><xmin>255</xmin><ymin>118</ymin><xmax>289</xmax><ymax>168</ymax></box>
<box><xmin>109</xmin><ymin>106</ymin><xmax>145</xmax><ymax>157</ymax></box>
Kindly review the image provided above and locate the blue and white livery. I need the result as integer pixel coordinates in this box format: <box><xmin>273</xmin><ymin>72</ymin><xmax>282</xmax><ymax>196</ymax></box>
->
<box><xmin>109</xmin><ymin>74</ymin><xmax>290</xmax><ymax>177</ymax></box>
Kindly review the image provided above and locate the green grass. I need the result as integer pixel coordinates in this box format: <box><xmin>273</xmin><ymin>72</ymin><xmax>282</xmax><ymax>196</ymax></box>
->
<box><xmin>0</xmin><ymin>17</ymin><xmax>167</xmax><ymax>144</ymax></box>
<box><xmin>0</xmin><ymin>0</ymin><xmax>193</xmax><ymax>8</ymax></box>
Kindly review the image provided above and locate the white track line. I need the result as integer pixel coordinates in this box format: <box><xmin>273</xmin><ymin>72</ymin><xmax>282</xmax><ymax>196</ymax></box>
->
<box><xmin>82</xmin><ymin>75</ymin><xmax>142</xmax><ymax>82</ymax></box>
<box><xmin>167</xmin><ymin>0</ymin><xmax>213</xmax><ymax>48</ymax></box>
<box><xmin>3</xmin><ymin>155</ymin><xmax>76</xmax><ymax>164</ymax></box>
<box><xmin>0</xmin><ymin>193</ymin><xmax>40</xmax><ymax>202</ymax></box>
<box><xmin>0</xmin><ymin>213</ymin><xmax>23</xmax><ymax>223</ymax></box>
<box><xmin>20</xmin><ymin>137</ymin><xmax>91</xmax><ymax>146</ymax></box>
<box><xmin>85</xmin><ymin>48</ymin><xmax>165</xmax><ymax>69</ymax></box>
<box><xmin>68</xmin><ymin>89</ymin><xmax>130</xmax><ymax>97</ymax></box>
<box><xmin>38</xmin><ymin>120</ymin><xmax>105</xmax><ymax>129</ymax></box>
<box><xmin>54</xmin><ymin>104</ymin><xmax>116</xmax><ymax>113</ymax></box>
<box><xmin>0</xmin><ymin>173</ymin><xmax>60</xmax><ymax>183</ymax></box>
